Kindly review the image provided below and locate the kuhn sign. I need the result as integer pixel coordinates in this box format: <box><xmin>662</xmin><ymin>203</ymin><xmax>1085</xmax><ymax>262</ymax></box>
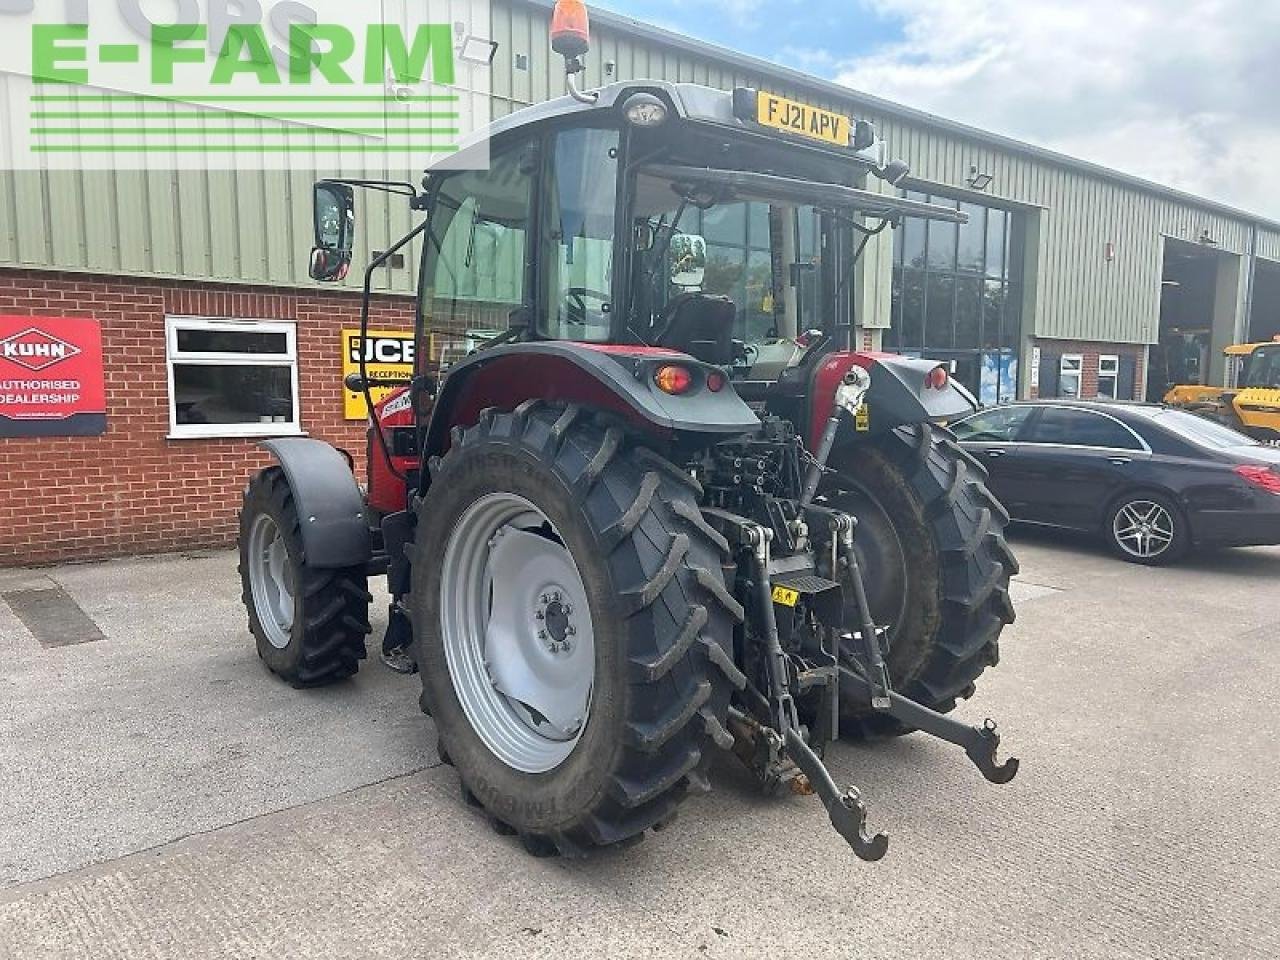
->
<box><xmin>0</xmin><ymin>327</ymin><xmax>83</xmax><ymax>372</ymax></box>
<box><xmin>0</xmin><ymin>317</ymin><xmax>106</xmax><ymax>437</ymax></box>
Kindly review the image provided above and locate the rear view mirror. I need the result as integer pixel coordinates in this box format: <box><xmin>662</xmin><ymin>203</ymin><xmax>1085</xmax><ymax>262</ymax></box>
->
<box><xmin>309</xmin><ymin>181</ymin><xmax>355</xmax><ymax>282</ymax></box>
<box><xmin>669</xmin><ymin>233</ymin><xmax>707</xmax><ymax>289</ymax></box>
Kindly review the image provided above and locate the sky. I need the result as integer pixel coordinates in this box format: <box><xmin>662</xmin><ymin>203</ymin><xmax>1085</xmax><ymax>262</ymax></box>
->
<box><xmin>593</xmin><ymin>0</ymin><xmax>1280</xmax><ymax>221</ymax></box>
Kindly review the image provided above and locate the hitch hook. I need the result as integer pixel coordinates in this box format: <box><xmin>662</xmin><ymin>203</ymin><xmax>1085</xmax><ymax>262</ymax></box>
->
<box><xmin>968</xmin><ymin>719</ymin><xmax>1019</xmax><ymax>785</ymax></box>
<box><xmin>785</xmin><ymin>728</ymin><xmax>889</xmax><ymax>862</ymax></box>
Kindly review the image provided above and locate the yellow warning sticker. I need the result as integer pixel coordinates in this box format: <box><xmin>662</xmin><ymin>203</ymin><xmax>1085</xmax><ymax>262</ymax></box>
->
<box><xmin>855</xmin><ymin>403</ymin><xmax>871</xmax><ymax>432</ymax></box>
<box><xmin>771</xmin><ymin>585</ymin><xmax>800</xmax><ymax>607</ymax></box>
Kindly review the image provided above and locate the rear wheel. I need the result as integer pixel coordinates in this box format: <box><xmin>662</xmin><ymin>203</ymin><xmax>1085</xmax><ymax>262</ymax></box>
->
<box><xmin>413</xmin><ymin>403</ymin><xmax>742</xmax><ymax>855</ymax></box>
<box><xmin>1105</xmin><ymin>491</ymin><xmax>1187</xmax><ymax>565</ymax></box>
<box><xmin>239</xmin><ymin>468</ymin><xmax>372</xmax><ymax>686</ymax></box>
<box><xmin>825</xmin><ymin>423</ymin><xmax>1017</xmax><ymax>736</ymax></box>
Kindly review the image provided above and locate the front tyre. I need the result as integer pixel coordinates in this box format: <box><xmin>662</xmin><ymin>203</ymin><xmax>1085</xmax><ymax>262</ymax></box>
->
<box><xmin>239</xmin><ymin>468</ymin><xmax>372</xmax><ymax>686</ymax></box>
<box><xmin>826</xmin><ymin>423</ymin><xmax>1018</xmax><ymax>735</ymax></box>
<box><xmin>413</xmin><ymin>404</ymin><xmax>741</xmax><ymax>855</ymax></box>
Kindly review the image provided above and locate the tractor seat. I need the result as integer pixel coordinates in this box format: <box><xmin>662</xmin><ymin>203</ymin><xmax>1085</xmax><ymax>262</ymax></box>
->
<box><xmin>653</xmin><ymin>293</ymin><xmax>736</xmax><ymax>367</ymax></box>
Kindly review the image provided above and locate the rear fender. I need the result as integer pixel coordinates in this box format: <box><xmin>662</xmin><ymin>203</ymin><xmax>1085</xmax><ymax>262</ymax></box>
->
<box><xmin>424</xmin><ymin>342</ymin><xmax>760</xmax><ymax>460</ymax></box>
<box><xmin>808</xmin><ymin>352</ymin><xmax>978</xmax><ymax>448</ymax></box>
<box><xmin>258</xmin><ymin>438</ymin><xmax>373</xmax><ymax>569</ymax></box>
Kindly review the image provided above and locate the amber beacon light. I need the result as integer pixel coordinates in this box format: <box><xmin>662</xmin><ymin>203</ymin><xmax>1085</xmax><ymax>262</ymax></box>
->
<box><xmin>551</xmin><ymin>0</ymin><xmax>592</xmax><ymax>59</ymax></box>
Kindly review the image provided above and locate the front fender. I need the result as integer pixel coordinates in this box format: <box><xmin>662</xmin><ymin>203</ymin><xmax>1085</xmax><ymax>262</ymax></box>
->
<box><xmin>425</xmin><ymin>342</ymin><xmax>760</xmax><ymax>458</ymax></box>
<box><xmin>259</xmin><ymin>438</ymin><xmax>372</xmax><ymax>569</ymax></box>
<box><xmin>808</xmin><ymin>352</ymin><xmax>978</xmax><ymax>447</ymax></box>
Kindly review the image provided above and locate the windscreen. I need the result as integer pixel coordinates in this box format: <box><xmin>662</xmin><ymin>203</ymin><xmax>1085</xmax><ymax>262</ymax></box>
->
<box><xmin>1242</xmin><ymin>346</ymin><xmax>1280</xmax><ymax>388</ymax></box>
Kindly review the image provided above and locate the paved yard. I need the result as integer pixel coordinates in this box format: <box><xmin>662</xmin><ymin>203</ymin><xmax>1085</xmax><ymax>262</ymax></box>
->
<box><xmin>1</xmin><ymin>533</ymin><xmax>1278</xmax><ymax>959</ymax></box>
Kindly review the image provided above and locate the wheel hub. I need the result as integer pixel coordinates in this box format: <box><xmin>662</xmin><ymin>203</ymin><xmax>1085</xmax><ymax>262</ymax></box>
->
<box><xmin>440</xmin><ymin>494</ymin><xmax>596</xmax><ymax>773</ymax></box>
<box><xmin>1114</xmin><ymin>501</ymin><xmax>1174</xmax><ymax>559</ymax></box>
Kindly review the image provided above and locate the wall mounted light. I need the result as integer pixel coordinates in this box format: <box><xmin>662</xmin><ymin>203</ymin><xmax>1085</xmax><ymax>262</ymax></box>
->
<box><xmin>1104</xmin><ymin>241</ymin><xmax>1116</xmax><ymax>262</ymax></box>
<box><xmin>1197</xmin><ymin>228</ymin><xmax>1219</xmax><ymax>247</ymax></box>
<box><xmin>966</xmin><ymin>166</ymin><xmax>994</xmax><ymax>191</ymax></box>
<box><xmin>454</xmin><ymin>22</ymin><xmax>499</xmax><ymax>65</ymax></box>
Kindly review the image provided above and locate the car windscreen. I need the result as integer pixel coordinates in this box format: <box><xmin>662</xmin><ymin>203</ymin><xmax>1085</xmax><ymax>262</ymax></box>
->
<box><xmin>1131</xmin><ymin>407</ymin><xmax>1261</xmax><ymax>449</ymax></box>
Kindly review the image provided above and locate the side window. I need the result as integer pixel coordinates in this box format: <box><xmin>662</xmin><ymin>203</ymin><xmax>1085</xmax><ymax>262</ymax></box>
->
<box><xmin>952</xmin><ymin>405</ymin><xmax>1033</xmax><ymax>442</ymax></box>
<box><xmin>1058</xmin><ymin>354</ymin><xmax>1083</xmax><ymax>399</ymax></box>
<box><xmin>1026</xmin><ymin>408</ymin><xmax>1142</xmax><ymax>450</ymax></box>
<box><xmin>424</xmin><ymin>143</ymin><xmax>534</xmax><ymax>337</ymax></box>
<box><xmin>542</xmin><ymin>127</ymin><xmax>620</xmax><ymax>342</ymax></box>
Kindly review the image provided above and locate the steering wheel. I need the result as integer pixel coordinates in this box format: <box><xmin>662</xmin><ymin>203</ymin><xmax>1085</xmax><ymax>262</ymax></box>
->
<box><xmin>564</xmin><ymin>287</ymin><xmax>612</xmax><ymax>326</ymax></box>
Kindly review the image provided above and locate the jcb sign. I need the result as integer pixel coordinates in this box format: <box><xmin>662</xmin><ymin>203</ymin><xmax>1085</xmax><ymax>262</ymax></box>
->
<box><xmin>342</xmin><ymin>329</ymin><xmax>414</xmax><ymax>420</ymax></box>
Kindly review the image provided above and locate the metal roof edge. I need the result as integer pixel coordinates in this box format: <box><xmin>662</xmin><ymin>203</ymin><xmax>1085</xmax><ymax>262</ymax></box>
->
<box><xmin>514</xmin><ymin>0</ymin><xmax>1280</xmax><ymax>234</ymax></box>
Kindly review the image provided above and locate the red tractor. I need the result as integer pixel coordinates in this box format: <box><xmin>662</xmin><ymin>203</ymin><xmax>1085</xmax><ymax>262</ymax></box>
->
<box><xmin>239</xmin><ymin>1</ymin><xmax>1019</xmax><ymax>860</ymax></box>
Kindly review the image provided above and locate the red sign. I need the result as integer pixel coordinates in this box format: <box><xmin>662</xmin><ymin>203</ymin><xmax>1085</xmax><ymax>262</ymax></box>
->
<box><xmin>0</xmin><ymin>317</ymin><xmax>106</xmax><ymax>437</ymax></box>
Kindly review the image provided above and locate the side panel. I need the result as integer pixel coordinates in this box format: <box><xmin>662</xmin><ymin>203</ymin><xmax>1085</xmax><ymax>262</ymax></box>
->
<box><xmin>809</xmin><ymin>352</ymin><xmax>979</xmax><ymax>447</ymax></box>
<box><xmin>367</xmin><ymin>388</ymin><xmax>416</xmax><ymax>516</ymax></box>
<box><xmin>425</xmin><ymin>342</ymin><xmax>760</xmax><ymax>459</ymax></box>
<box><xmin>259</xmin><ymin>438</ymin><xmax>373</xmax><ymax>569</ymax></box>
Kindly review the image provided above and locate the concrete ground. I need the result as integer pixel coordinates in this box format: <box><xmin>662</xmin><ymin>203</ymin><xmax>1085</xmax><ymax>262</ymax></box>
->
<box><xmin>1</xmin><ymin>533</ymin><xmax>1278</xmax><ymax>959</ymax></box>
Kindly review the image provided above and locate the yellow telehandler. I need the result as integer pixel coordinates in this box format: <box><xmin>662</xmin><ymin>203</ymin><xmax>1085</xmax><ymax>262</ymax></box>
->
<box><xmin>1165</xmin><ymin>338</ymin><xmax>1280</xmax><ymax>442</ymax></box>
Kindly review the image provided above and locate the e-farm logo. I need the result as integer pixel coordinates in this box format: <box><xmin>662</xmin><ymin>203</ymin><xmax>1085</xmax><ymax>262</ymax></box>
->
<box><xmin>0</xmin><ymin>0</ymin><xmax>495</xmax><ymax>170</ymax></box>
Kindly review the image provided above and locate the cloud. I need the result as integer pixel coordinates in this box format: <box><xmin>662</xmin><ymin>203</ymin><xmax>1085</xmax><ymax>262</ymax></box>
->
<box><xmin>836</xmin><ymin>0</ymin><xmax>1280</xmax><ymax>220</ymax></box>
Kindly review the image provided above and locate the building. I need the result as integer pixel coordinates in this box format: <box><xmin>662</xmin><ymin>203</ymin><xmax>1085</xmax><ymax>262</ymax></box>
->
<box><xmin>3</xmin><ymin>0</ymin><xmax>1280</xmax><ymax>565</ymax></box>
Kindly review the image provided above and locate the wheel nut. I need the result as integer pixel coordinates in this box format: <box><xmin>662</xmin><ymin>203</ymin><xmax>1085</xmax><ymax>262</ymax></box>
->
<box><xmin>566</xmin><ymin>626</ymin><xmax>576</xmax><ymax>637</ymax></box>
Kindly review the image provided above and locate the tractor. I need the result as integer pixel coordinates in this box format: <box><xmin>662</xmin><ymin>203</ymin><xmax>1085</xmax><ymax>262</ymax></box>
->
<box><xmin>238</xmin><ymin>0</ymin><xmax>1019</xmax><ymax>860</ymax></box>
<box><xmin>1164</xmin><ymin>338</ymin><xmax>1280</xmax><ymax>443</ymax></box>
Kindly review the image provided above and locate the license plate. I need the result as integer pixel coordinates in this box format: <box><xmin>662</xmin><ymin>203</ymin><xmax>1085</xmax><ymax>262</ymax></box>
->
<box><xmin>771</xmin><ymin>585</ymin><xmax>800</xmax><ymax>607</ymax></box>
<box><xmin>756</xmin><ymin>92</ymin><xmax>850</xmax><ymax>147</ymax></box>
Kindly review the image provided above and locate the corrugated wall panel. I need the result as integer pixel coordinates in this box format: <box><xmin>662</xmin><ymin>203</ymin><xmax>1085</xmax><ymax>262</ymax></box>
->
<box><xmin>0</xmin><ymin>0</ymin><xmax>1274</xmax><ymax>344</ymax></box>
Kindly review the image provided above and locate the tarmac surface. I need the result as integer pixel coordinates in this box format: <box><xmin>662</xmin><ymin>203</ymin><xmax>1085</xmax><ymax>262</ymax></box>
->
<box><xmin>2</xmin><ymin>531</ymin><xmax>1278</xmax><ymax>959</ymax></box>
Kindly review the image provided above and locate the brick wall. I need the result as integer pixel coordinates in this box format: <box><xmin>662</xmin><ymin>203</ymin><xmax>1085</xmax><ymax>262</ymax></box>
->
<box><xmin>1030</xmin><ymin>338</ymin><xmax>1148</xmax><ymax>401</ymax></box>
<box><xmin>0</xmin><ymin>269</ymin><xmax>424</xmax><ymax>567</ymax></box>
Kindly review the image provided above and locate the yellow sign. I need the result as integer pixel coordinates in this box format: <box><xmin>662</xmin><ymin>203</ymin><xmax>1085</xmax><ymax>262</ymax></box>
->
<box><xmin>771</xmin><ymin>585</ymin><xmax>800</xmax><ymax>608</ymax></box>
<box><xmin>855</xmin><ymin>403</ymin><xmax>871</xmax><ymax>433</ymax></box>
<box><xmin>756</xmin><ymin>91</ymin><xmax>851</xmax><ymax>147</ymax></box>
<box><xmin>342</xmin><ymin>329</ymin><xmax>416</xmax><ymax>420</ymax></box>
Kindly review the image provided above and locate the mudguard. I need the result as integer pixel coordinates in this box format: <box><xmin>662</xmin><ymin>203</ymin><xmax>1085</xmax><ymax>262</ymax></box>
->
<box><xmin>425</xmin><ymin>341</ymin><xmax>761</xmax><ymax>458</ymax></box>
<box><xmin>259</xmin><ymin>438</ymin><xmax>373</xmax><ymax>569</ymax></box>
<box><xmin>809</xmin><ymin>352</ymin><xmax>978</xmax><ymax>447</ymax></box>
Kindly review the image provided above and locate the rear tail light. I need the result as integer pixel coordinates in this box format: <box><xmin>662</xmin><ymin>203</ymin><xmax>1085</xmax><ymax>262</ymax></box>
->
<box><xmin>1235</xmin><ymin>464</ymin><xmax>1280</xmax><ymax>495</ymax></box>
<box><xmin>705</xmin><ymin>370</ymin><xmax>727</xmax><ymax>393</ymax></box>
<box><xmin>926</xmin><ymin>366</ymin><xmax>950</xmax><ymax>390</ymax></box>
<box><xmin>654</xmin><ymin>365</ymin><xmax>694</xmax><ymax>395</ymax></box>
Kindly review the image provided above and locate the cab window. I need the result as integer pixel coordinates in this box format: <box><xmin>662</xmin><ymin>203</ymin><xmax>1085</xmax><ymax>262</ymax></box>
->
<box><xmin>952</xmin><ymin>405</ymin><xmax>1033</xmax><ymax>442</ymax></box>
<box><xmin>541</xmin><ymin>127</ymin><xmax>621</xmax><ymax>342</ymax></box>
<box><xmin>423</xmin><ymin>142</ymin><xmax>534</xmax><ymax>337</ymax></box>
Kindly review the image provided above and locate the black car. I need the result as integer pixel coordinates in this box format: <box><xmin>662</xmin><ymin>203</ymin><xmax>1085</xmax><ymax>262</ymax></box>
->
<box><xmin>950</xmin><ymin>400</ymin><xmax>1280</xmax><ymax>564</ymax></box>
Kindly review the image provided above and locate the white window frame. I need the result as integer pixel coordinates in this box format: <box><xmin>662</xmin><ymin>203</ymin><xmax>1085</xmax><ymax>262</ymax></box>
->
<box><xmin>1097</xmin><ymin>354</ymin><xmax>1120</xmax><ymax>399</ymax></box>
<box><xmin>165</xmin><ymin>316</ymin><xmax>303</xmax><ymax>440</ymax></box>
<box><xmin>1059</xmin><ymin>354</ymin><xmax>1084</xmax><ymax>399</ymax></box>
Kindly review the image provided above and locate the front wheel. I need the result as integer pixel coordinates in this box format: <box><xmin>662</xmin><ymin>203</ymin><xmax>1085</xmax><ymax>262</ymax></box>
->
<box><xmin>412</xmin><ymin>404</ymin><xmax>742</xmax><ymax>855</ymax></box>
<box><xmin>824</xmin><ymin>423</ymin><xmax>1018</xmax><ymax>736</ymax></box>
<box><xmin>239</xmin><ymin>468</ymin><xmax>372</xmax><ymax>686</ymax></box>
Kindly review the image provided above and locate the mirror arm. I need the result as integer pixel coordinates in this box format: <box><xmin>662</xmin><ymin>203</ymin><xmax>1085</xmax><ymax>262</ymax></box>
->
<box><xmin>359</xmin><ymin>217</ymin><xmax>433</xmax><ymax>486</ymax></box>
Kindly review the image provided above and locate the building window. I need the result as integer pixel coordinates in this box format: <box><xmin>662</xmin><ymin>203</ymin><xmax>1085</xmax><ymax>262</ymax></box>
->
<box><xmin>887</xmin><ymin>193</ymin><xmax>1023</xmax><ymax>405</ymax></box>
<box><xmin>1097</xmin><ymin>355</ymin><xmax>1120</xmax><ymax>399</ymax></box>
<box><xmin>166</xmin><ymin>316</ymin><xmax>300</xmax><ymax>439</ymax></box>
<box><xmin>1059</xmin><ymin>354</ymin><xmax>1084</xmax><ymax>399</ymax></box>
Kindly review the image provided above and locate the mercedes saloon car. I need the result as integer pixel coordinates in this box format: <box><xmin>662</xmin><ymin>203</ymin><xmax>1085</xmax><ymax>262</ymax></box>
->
<box><xmin>951</xmin><ymin>401</ymin><xmax>1280</xmax><ymax>564</ymax></box>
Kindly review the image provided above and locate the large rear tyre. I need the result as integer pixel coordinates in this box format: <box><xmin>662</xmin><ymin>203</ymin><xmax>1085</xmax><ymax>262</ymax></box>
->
<box><xmin>825</xmin><ymin>423</ymin><xmax>1017</xmax><ymax>736</ymax></box>
<box><xmin>239</xmin><ymin>468</ymin><xmax>372</xmax><ymax>687</ymax></box>
<box><xmin>412</xmin><ymin>403</ymin><xmax>742</xmax><ymax>855</ymax></box>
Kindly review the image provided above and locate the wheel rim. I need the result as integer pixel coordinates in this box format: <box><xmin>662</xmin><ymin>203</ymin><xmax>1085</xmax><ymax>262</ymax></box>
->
<box><xmin>247</xmin><ymin>513</ymin><xmax>295</xmax><ymax>650</ymax></box>
<box><xmin>1113</xmin><ymin>500</ymin><xmax>1175</xmax><ymax>559</ymax></box>
<box><xmin>439</xmin><ymin>493</ymin><xmax>596</xmax><ymax>774</ymax></box>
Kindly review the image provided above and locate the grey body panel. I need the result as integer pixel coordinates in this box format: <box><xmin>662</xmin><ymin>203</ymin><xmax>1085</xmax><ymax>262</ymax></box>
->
<box><xmin>864</xmin><ymin>356</ymin><xmax>978</xmax><ymax>432</ymax></box>
<box><xmin>259</xmin><ymin>438</ymin><xmax>373</xmax><ymax>569</ymax></box>
<box><xmin>427</xmin><ymin>341</ymin><xmax>761</xmax><ymax>456</ymax></box>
